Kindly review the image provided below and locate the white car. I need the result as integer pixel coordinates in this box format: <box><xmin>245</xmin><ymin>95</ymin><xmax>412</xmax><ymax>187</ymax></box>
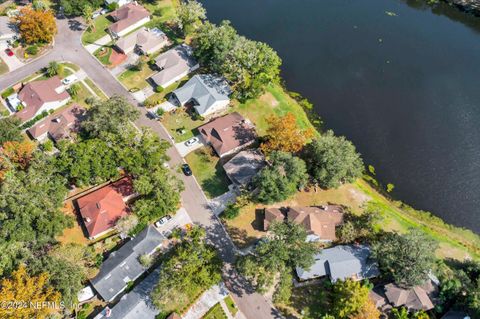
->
<box><xmin>154</xmin><ymin>215</ymin><xmax>172</xmax><ymax>227</ymax></box>
<box><xmin>184</xmin><ymin>137</ymin><xmax>199</xmax><ymax>147</ymax></box>
<box><xmin>62</xmin><ymin>75</ymin><xmax>78</xmax><ymax>86</ymax></box>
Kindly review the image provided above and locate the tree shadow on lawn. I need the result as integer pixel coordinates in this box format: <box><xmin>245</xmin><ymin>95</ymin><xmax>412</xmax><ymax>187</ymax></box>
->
<box><xmin>200</xmin><ymin>161</ymin><xmax>230</xmax><ymax>198</ymax></box>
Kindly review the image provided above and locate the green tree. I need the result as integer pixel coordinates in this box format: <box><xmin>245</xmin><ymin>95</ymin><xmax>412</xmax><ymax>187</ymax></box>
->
<box><xmin>391</xmin><ymin>307</ymin><xmax>409</xmax><ymax>319</ymax></box>
<box><xmin>67</xmin><ymin>83</ymin><xmax>80</xmax><ymax>97</ymax></box>
<box><xmin>81</xmin><ymin>96</ymin><xmax>140</xmax><ymax>138</ymax></box>
<box><xmin>372</xmin><ymin>229</ymin><xmax>437</xmax><ymax>287</ymax></box>
<box><xmin>82</xmin><ymin>5</ymin><xmax>94</xmax><ymax>31</ymax></box>
<box><xmin>273</xmin><ymin>272</ymin><xmax>293</xmax><ymax>305</ymax></box>
<box><xmin>46</xmin><ymin>61</ymin><xmax>62</xmax><ymax>77</ymax></box>
<box><xmin>59</xmin><ymin>0</ymin><xmax>103</xmax><ymax>16</ymax></box>
<box><xmin>152</xmin><ymin>227</ymin><xmax>222</xmax><ymax>311</ymax></box>
<box><xmin>237</xmin><ymin>221</ymin><xmax>317</xmax><ymax>293</ymax></box>
<box><xmin>330</xmin><ymin>279</ymin><xmax>370</xmax><ymax>319</ymax></box>
<box><xmin>222</xmin><ymin>203</ymin><xmax>240</xmax><ymax>220</ymax></box>
<box><xmin>254</xmin><ymin>151</ymin><xmax>308</xmax><ymax>204</ymax></box>
<box><xmin>303</xmin><ymin>131</ymin><xmax>364</xmax><ymax>189</ymax></box>
<box><xmin>174</xmin><ymin>0</ymin><xmax>206</xmax><ymax>36</ymax></box>
<box><xmin>0</xmin><ymin>117</ymin><xmax>22</xmax><ymax>145</ymax></box>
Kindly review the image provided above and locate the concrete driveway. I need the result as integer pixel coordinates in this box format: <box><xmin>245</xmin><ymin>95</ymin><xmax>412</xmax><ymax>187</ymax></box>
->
<box><xmin>0</xmin><ymin>43</ymin><xmax>24</xmax><ymax>71</ymax></box>
<box><xmin>84</xmin><ymin>34</ymin><xmax>111</xmax><ymax>54</ymax></box>
<box><xmin>175</xmin><ymin>134</ymin><xmax>207</xmax><ymax>157</ymax></box>
<box><xmin>154</xmin><ymin>207</ymin><xmax>192</xmax><ymax>236</ymax></box>
<box><xmin>182</xmin><ymin>283</ymin><xmax>229</xmax><ymax>319</ymax></box>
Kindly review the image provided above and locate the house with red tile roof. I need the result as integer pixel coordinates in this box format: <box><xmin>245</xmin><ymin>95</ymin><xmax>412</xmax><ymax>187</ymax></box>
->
<box><xmin>198</xmin><ymin>112</ymin><xmax>257</xmax><ymax>157</ymax></box>
<box><xmin>27</xmin><ymin>104</ymin><xmax>84</xmax><ymax>143</ymax></box>
<box><xmin>108</xmin><ymin>3</ymin><xmax>151</xmax><ymax>38</ymax></box>
<box><xmin>77</xmin><ymin>177</ymin><xmax>135</xmax><ymax>239</ymax></box>
<box><xmin>16</xmin><ymin>76</ymin><xmax>71</xmax><ymax>122</ymax></box>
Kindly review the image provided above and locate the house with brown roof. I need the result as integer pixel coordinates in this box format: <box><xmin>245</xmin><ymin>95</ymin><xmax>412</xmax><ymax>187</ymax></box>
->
<box><xmin>16</xmin><ymin>76</ymin><xmax>71</xmax><ymax>122</ymax></box>
<box><xmin>198</xmin><ymin>112</ymin><xmax>257</xmax><ymax>157</ymax></box>
<box><xmin>369</xmin><ymin>280</ymin><xmax>439</xmax><ymax>313</ymax></box>
<box><xmin>77</xmin><ymin>177</ymin><xmax>136</xmax><ymax>239</ymax></box>
<box><xmin>108</xmin><ymin>3</ymin><xmax>150</xmax><ymax>38</ymax></box>
<box><xmin>115</xmin><ymin>27</ymin><xmax>169</xmax><ymax>55</ymax></box>
<box><xmin>263</xmin><ymin>208</ymin><xmax>285</xmax><ymax>231</ymax></box>
<box><xmin>287</xmin><ymin>205</ymin><xmax>344</xmax><ymax>242</ymax></box>
<box><xmin>27</xmin><ymin>104</ymin><xmax>84</xmax><ymax>143</ymax></box>
<box><xmin>223</xmin><ymin>149</ymin><xmax>265</xmax><ymax>187</ymax></box>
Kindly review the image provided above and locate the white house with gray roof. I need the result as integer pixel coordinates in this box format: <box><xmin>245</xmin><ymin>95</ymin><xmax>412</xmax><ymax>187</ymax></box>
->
<box><xmin>150</xmin><ymin>44</ymin><xmax>199</xmax><ymax>88</ymax></box>
<box><xmin>91</xmin><ymin>226</ymin><xmax>165</xmax><ymax>302</ymax></box>
<box><xmin>296</xmin><ymin>245</ymin><xmax>379</xmax><ymax>282</ymax></box>
<box><xmin>171</xmin><ymin>74</ymin><xmax>232</xmax><ymax>116</ymax></box>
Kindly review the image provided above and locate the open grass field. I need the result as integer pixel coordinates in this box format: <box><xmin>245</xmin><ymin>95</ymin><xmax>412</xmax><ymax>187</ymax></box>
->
<box><xmin>185</xmin><ymin>147</ymin><xmax>230</xmax><ymax>198</ymax></box>
<box><xmin>82</xmin><ymin>15</ymin><xmax>112</xmax><ymax>45</ymax></box>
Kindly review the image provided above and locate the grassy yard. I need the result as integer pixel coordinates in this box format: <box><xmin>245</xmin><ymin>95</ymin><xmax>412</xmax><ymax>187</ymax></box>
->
<box><xmin>162</xmin><ymin>107</ymin><xmax>204</xmax><ymax>142</ymax></box>
<box><xmin>94</xmin><ymin>46</ymin><xmax>113</xmax><ymax>66</ymax></box>
<box><xmin>0</xmin><ymin>57</ymin><xmax>8</xmax><ymax>75</ymax></box>
<box><xmin>231</xmin><ymin>84</ymin><xmax>315</xmax><ymax>136</ymax></box>
<box><xmin>224</xmin><ymin>296</ymin><xmax>238</xmax><ymax>316</ymax></box>
<box><xmin>185</xmin><ymin>147</ymin><xmax>230</xmax><ymax>198</ymax></box>
<box><xmin>71</xmin><ymin>81</ymin><xmax>94</xmax><ymax>108</ymax></box>
<box><xmin>144</xmin><ymin>75</ymin><xmax>189</xmax><ymax>107</ymax></box>
<box><xmin>202</xmin><ymin>303</ymin><xmax>227</xmax><ymax>319</ymax></box>
<box><xmin>144</xmin><ymin>0</ymin><xmax>179</xmax><ymax>24</ymax></box>
<box><xmin>84</xmin><ymin>78</ymin><xmax>108</xmax><ymax>100</ymax></box>
<box><xmin>282</xmin><ymin>282</ymin><xmax>330</xmax><ymax>319</ymax></box>
<box><xmin>118</xmin><ymin>64</ymin><xmax>156</xmax><ymax>90</ymax></box>
<box><xmin>82</xmin><ymin>15</ymin><xmax>112</xmax><ymax>45</ymax></box>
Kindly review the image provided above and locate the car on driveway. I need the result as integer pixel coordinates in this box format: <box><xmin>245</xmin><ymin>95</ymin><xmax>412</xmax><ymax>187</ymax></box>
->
<box><xmin>184</xmin><ymin>137</ymin><xmax>199</xmax><ymax>147</ymax></box>
<box><xmin>5</xmin><ymin>48</ymin><xmax>13</xmax><ymax>57</ymax></box>
<box><xmin>154</xmin><ymin>215</ymin><xmax>172</xmax><ymax>227</ymax></box>
<box><xmin>181</xmin><ymin>164</ymin><xmax>192</xmax><ymax>176</ymax></box>
<box><xmin>62</xmin><ymin>75</ymin><xmax>78</xmax><ymax>85</ymax></box>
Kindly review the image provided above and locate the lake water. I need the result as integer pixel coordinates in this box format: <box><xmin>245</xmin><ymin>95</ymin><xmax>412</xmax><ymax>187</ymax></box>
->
<box><xmin>200</xmin><ymin>0</ymin><xmax>480</xmax><ymax>232</ymax></box>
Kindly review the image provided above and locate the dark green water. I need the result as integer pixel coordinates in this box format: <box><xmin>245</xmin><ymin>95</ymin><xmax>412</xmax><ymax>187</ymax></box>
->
<box><xmin>201</xmin><ymin>0</ymin><xmax>480</xmax><ymax>232</ymax></box>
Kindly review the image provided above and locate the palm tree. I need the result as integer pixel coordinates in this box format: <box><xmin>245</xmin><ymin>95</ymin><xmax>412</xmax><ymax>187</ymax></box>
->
<box><xmin>83</xmin><ymin>5</ymin><xmax>94</xmax><ymax>32</ymax></box>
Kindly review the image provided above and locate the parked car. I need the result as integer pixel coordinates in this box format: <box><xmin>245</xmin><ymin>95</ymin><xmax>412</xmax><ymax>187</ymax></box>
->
<box><xmin>181</xmin><ymin>164</ymin><xmax>192</xmax><ymax>176</ymax></box>
<box><xmin>62</xmin><ymin>75</ymin><xmax>78</xmax><ymax>85</ymax></box>
<box><xmin>154</xmin><ymin>215</ymin><xmax>172</xmax><ymax>227</ymax></box>
<box><xmin>184</xmin><ymin>137</ymin><xmax>199</xmax><ymax>147</ymax></box>
<box><xmin>5</xmin><ymin>48</ymin><xmax>14</xmax><ymax>57</ymax></box>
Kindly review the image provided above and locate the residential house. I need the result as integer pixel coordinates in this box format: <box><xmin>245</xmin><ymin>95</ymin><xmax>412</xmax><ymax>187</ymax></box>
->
<box><xmin>0</xmin><ymin>16</ymin><xmax>18</xmax><ymax>44</ymax></box>
<box><xmin>150</xmin><ymin>44</ymin><xmax>199</xmax><ymax>88</ymax></box>
<box><xmin>263</xmin><ymin>208</ymin><xmax>285</xmax><ymax>231</ymax></box>
<box><xmin>91</xmin><ymin>225</ymin><xmax>165</xmax><ymax>302</ymax></box>
<box><xmin>287</xmin><ymin>206</ymin><xmax>344</xmax><ymax>242</ymax></box>
<box><xmin>105</xmin><ymin>0</ymin><xmax>132</xmax><ymax>8</ymax></box>
<box><xmin>295</xmin><ymin>245</ymin><xmax>379</xmax><ymax>282</ymax></box>
<box><xmin>16</xmin><ymin>76</ymin><xmax>71</xmax><ymax>122</ymax></box>
<box><xmin>77</xmin><ymin>177</ymin><xmax>135</xmax><ymax>239</ymax></box>
<box><xmin>108</xmin><ymin>3</ymin><xmax>150</xmax><ymax>38</ymax></box>
<box><xmin>198</xmin><ymin>112</ymin><xmax>257</xmax><ymax>157</ymax></box>
<box><xmin>382</xmin><ymin>281</ymin><xmax>438</xmax><ymax>312</ymax></box>
<box><xmin>171</xmin><ymin>74</ymin><xmax>231</xmax><ymax>117</ymax></box>
<box><xmin>27</xmin><ymin>104</ymin><xmax>84</xmax><ymax>143</ymax></box>
<box><xmin>223</xmin><ymin>149</ymin><xmax>265</xmax><ymax>187</ymax></box>
<box><xmin>94</xmin><ymin>266</ymin><xmax>161</xmax><ymax>318</ymax></box>
<box><xmin>115</xmin><ymin>27</ymin><xmax>169</xmax><ymax>55</ymax></box>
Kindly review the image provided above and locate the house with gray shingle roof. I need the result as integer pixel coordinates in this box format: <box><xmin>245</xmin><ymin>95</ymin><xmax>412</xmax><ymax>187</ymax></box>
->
<box><xmin>94</xmin><ymin>267</ymin><xmax>161</xmax><ymax>319</ymax></box>
<box><xmin>296</xmin><ymin>245</ymin><xmax>379</xmax><ymax>282</ymax></box>
<box><xmin>171</xmin><ymin>74</ymin><xmax>231</xmax><ymax>116</ymax></box>
<box><xmin>150</xmin><ymin>44</ymin><xmax>199</xmax><ymax>88</ymax></box>
<box><xmin>91</xmin><ymin>226</ymin><xmax>165</xmax><ymax>302</ymax></box>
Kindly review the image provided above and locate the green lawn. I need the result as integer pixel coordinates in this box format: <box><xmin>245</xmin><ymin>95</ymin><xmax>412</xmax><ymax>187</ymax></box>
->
<box><xmin>71</xmin><ymin>82</ymin><xmax>94</xmax><ymax>108</ymax></box>
<box><xmin>185</xmin><ymin>148</ymin><xmax>230</xmax><ymax>198</ymax></box>
<box><xmin>84</xmin><ymin>78</ymin><xmax>108</xmax><ymax>100</ymax></box>
<box><xmin>118</xmin><ymin>64</ymin><xmax>156</xmax><ymax>90</ymax></box>
<box><xmin>284</xmin><ymin>283</ymin><xmax>330</xmax><ymax>318</ymax></box>
<box><xmin>144</xmin><ymin>0</ymin><xmax>178</xmax><ymax>24</ymax></box>
<box><xmin>231</xmin><ymin>84</ymin><xmax>315</xmax><ymax>136</ymax></box>
<box><xmin>202</xmin><ymin>303</ymin><xmax>227</xmax><ymax>319</ymax></box>
<box><xmin>224</xmin><ymin>296</ymin><xmax>238</xmax><ymax>316</ymax></box>
<box><xmin>161</xmin><ymin>108</ymin><xmax>204</xmax><ymax>142</ymax></box>
<box><xmin>82</xmin><ymin>15</ymin><xmax>112</xmax><ymax>45</ymax></box>
<box><xmin>94</xmin><ymin>46</ymin><xmax>113</xmax><ymax>66</ymax></box>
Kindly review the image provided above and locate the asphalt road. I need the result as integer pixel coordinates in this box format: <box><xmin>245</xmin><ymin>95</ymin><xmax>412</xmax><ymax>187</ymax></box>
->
<box><xmin>0</xmin><ymin>17</ymin><xmax>283</xmax><ymax>319</ymax></box>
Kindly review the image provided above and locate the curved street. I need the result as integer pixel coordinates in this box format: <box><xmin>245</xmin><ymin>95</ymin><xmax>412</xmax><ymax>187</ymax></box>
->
<box><xmin>0</xmin><ymin>17</ymin><xmax>282</xmax><ymax>319</ymax></box>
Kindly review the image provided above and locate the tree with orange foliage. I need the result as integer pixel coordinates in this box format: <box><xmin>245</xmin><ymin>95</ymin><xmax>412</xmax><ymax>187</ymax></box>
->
<box><xmin>0</xmin><ymin>265</ymin><xmax>61</xmax><ymax>319</ymax></box>
<box><xmin>14</xmin><ymin>6</ymin><xmax>57</xmax><ymax>44</ymax></box>
<box><xmin>261</xmin><ymin>112</ymin><xmax>314</xmax><ymax>154</ymax></box>
<box><xmin>2</xmin><ymin>140</ymin><xmax>35</xmax><ymax>169</ymax></box>
<box><xmin>350</xmin><ymin>299</ymin><xmax>381</xmax><ymax>319</ymax></box>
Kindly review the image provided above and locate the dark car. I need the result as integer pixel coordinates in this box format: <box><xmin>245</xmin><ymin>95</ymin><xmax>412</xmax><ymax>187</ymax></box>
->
<box><xmin>181</xmin><ymin>164</ymin><xmax>192</xmax><ymax>176</ymax></box>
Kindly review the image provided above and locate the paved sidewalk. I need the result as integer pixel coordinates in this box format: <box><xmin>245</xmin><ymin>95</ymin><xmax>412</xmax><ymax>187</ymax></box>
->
<box><xmin>182</xmin><ymin>283</ymin><xmax>229</xmax><ymax>319</ymax></box>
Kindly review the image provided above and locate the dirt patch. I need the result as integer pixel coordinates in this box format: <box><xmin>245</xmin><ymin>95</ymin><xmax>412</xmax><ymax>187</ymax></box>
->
<box><xmin>259</xmin><ymin>92</ymin><xmax>279</xmax><ymax>107</ymax></box>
